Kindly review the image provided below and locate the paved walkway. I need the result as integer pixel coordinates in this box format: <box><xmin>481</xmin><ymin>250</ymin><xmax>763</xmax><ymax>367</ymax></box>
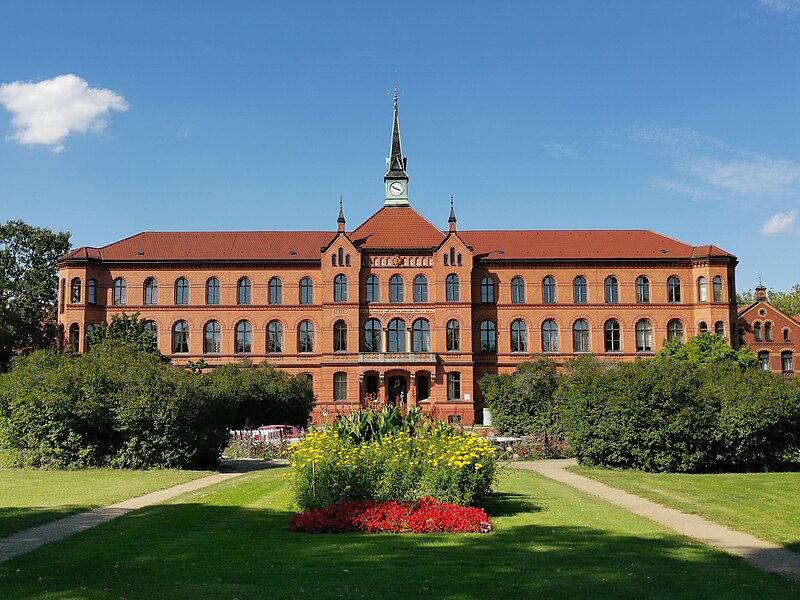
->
<box><xmin>513</xmin><ymin>459</ymin><xmax>800</xmax><ymax>582</ymax></box>
<box><xmin>0</xmin><ymin>459</ymin><xmax>280</xmax><ymax>564</ymax></box>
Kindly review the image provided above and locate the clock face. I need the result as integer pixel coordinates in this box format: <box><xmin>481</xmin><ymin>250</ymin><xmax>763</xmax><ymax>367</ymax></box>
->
<box><xmin>390</xmin><ymin>181</ymin><xmax>404</xmax><ymax>196</ymax></box>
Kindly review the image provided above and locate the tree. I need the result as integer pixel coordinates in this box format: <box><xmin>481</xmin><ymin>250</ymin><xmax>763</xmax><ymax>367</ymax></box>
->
<box><xmin>736</xmin><ymin>289</ymin><xmax>755</xmax><ymax>308</ymax></box>
<box><xmin>86</xmin><ymin>312</ymin><xmax>162</xmax><ymax>356</ymax></box>
<box><xmin>653</xmin><ymin>332</ymin><xmax>756</xmax><ymax>370</ymax></box>
<box><xmin>0</xmin><ymin>220</ymin><xmax>71</xmax><ymax>372</ymax></box>
<box><xmin>768</xmin><ymin>284</ymin><xmax>800</xmax><ymax>317</ymax></box>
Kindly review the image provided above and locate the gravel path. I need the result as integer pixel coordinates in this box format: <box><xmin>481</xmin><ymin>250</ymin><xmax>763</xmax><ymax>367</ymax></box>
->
<box><xmin>514</xmin><ymin>459</ymin><xmax>800</xmax><ymax>582</ymax></box>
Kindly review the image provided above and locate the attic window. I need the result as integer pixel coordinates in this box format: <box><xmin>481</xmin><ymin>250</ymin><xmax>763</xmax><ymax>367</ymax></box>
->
<box><xmin>136</xmin><ymin>251</ymin><xmax>145</xmax><ymax>256</ymax></box>
<box><xmin>289</xmin><ymin>251</ymin><xmax>297</xmax><ymax>256</ymax></box>
<box><xmin>496</xmin><ymin>250</ymin><xmax>505</xmax><ymax>255</ymax></box>
<box><xmin>660</xmin><ymin>250</ymin><xmax>668</xmax><ymax>254</ymax></box>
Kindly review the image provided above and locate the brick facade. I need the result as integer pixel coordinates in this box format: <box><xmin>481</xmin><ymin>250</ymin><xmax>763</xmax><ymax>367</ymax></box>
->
<box><xmin>738</xmin><ymin>285</ymin><xmax>798</xmax><ymax>377</ymax></box>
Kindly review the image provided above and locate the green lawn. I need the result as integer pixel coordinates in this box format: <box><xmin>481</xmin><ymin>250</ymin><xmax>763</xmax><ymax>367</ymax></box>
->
<box><xmin>0</xmin><ymin>467</ymin><xmax>797</xmax><ymax>599</ymax></box>
<box><xmin>0</xmin><ymin>468</ymin><xmax>213</xmax><ymax>538</ymax></box>
<box><xmin>572</xmin><ymin>467</ymin><xmax>800</xmax><ymax>553</ymax></box>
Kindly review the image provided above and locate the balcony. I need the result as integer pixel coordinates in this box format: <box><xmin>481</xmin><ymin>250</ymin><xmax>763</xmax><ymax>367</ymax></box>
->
<box><xmin>358</xmin><ymin>352</ymin><xmax>438</xmax><ymax>364</ymax></box>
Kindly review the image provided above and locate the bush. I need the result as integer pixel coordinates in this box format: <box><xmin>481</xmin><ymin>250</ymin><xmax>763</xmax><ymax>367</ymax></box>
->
<box><xmin>0</xmin><ymin>343</ymin><xmax>229</xmax><ymax>469</ymax></box>
<box><xmin>285</xmin><ymin>422</ymin><xmax>497</xmax><ymax>511</ymax></box>
<box><xmin>479</xmin><ymin>357</ymin><xmax>559</xmax><ymax>436</ymax></box>
<box><xmin>205</xmin><ymin>361</ymin><xmax>314</xmax><ymax>429</ymax></box>
<box><xmin>557</xmin><ymin>356</ymin><xmax>800</xmax><ymax>472</ymax></box>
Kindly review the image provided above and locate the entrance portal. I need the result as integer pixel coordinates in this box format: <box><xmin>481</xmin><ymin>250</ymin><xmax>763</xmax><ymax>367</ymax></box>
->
<box><xmin>387</xmin><ymin>375</ymin><xmax>407</xmax><ymax>406</ymax></box>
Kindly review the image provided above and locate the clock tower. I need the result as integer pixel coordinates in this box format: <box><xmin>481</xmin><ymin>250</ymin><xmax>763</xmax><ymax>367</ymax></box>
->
<box><xmin>384</xmin><ymin>88</ymin><xmax>410</xmax><ymax>207</ymax></box>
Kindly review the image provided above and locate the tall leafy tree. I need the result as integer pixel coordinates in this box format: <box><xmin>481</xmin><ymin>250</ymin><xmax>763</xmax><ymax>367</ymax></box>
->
<box><xmin>0</xmin><ymin>220</ymin><xmax>71</xmax><ymax>372</ymax></box>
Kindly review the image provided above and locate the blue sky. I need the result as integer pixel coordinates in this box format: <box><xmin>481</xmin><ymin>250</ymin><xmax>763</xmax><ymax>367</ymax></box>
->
<box><xmin>1</xmin><ymin>1</ymin><xmax>799</xmax><ymax>292</ymax></box>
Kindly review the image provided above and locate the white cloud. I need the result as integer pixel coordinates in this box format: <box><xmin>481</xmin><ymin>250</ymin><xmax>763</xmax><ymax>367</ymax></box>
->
<box><xmin>761</xmin><ymin>209</ymin><xmax>799</xmax><ymax>234</ymax></box>
<box><xmin>759</xmin><ymin>0</ymin><xmax>800</xmax><ymax>18</ymax></box>
<box><xmin>0</xmin><ymin>74</ymin><xmax>128</xmax><ymax>152</ymax></box>
<box><xmin>541</xmin><ymin>141</ymin><xmax>577</xmax><ymax>157</ymax></box>
<box><xmin>627</xmin><ymin>125</ymin><xmax>800</xmax><ymax>199</ymax></box>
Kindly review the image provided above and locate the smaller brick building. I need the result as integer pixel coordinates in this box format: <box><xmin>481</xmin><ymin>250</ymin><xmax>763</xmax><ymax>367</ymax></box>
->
<box><xmin>737</xmin><ymin>285</ymin><xmax>798</xmax><ymax>376</ymax></box>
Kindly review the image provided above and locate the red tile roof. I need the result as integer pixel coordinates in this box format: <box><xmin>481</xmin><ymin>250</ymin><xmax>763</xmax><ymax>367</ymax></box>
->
<box><xmin>349</xmin><ymin>206</ymin><xmax>445</xmax><ymax>249</ymax></box>
<box><xmin>60</xmin><ymin>231</ymin><xmax>335</xmax><ymax>262</ymax></box>
<box><xmin>459</xmin><ymin>230</ymin><xmax>735</xmax><ymax>261</ymax></box>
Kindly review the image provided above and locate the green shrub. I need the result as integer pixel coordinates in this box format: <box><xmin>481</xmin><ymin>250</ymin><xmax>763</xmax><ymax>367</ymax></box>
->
<box><xmin>479</xmin><ymin>357</ymin><xmax>559</xmax><ymax>436</ymax></box>
<box><xmin>558</xmin><ymin>356</ymin><xmax>800</xmax><ymax>472</ymax></box>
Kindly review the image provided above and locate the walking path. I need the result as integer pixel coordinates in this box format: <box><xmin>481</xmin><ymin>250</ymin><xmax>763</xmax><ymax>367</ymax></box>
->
<box><xmin>514</xmin><ymin>459</ymin><xmax>800</xmax><ymax>582</ymax></box>
<box><xmin>0</xmin><ymin>459</ymin><xmax>280</xmax><ymax>564</ymax></box>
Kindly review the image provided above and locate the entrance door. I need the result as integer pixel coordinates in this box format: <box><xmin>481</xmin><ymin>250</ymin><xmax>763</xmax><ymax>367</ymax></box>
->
<box><xmin>387</xmin><ymin>375</ymin><xmax>407</xmax><ymax>406</ymax></box>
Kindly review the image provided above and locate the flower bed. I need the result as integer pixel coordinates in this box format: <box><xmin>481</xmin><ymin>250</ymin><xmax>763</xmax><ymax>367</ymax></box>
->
<box><xmin>289</xmin><ymin>497</ymin><xmax>492</xmax><ymax>534</ymax></box>
<box><xmin>285</xmin><ymin>428</ymin><xmax>497</xmax><ymax>511</ymax></box>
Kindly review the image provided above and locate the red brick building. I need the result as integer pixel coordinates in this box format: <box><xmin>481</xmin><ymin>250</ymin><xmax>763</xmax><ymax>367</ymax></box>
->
<box><xmin>737</xmin><ymin>285</ymin><xmax>798</xmax><ymax>377</ymax></box>
<box><xmin>57</xmin><ymin>96</ymin><xmax>739</xmax><ymax>424</ymax></box>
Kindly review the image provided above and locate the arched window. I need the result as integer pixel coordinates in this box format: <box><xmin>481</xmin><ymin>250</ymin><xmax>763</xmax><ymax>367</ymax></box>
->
<box><xmin>331</xmin><ymin>253</ymin><xmax>337</xmax><ymax>267</ymax></box>
<box><xmin>754</xmin><ymin>322</ymin><xmax>762</xmax><ymax>341</ymax></box>
<box><xmin>144</xmin><ymin>278</ymin><xmax>158</xmax><ymax>305</ymax></box>
<box><xmin>782</xmin><ymin>351</ymin><xmax>794</xmax><ymax>374</ymax></box>
<box><xmin>480</xmin><ymin>320</ymin><xmax>497</xmax><ymax>353</ymax></box>
<box><xmin>60</xmin><ymin>279</ymin><xmax>65</xmax><ymax>313</ymax></box>
<box><xmin>237</xmin><ymin>278</ymin><xmax>251</xmax><ymax>305</ymax></box>
<box><xmin>173</xmin><ymin>321</ymin><xmax>189</xmax><ymax>354</ymax></box>
<box><xmin>334</xmin><ymin>320</ymin><xmax>347</xmax><ymax>352</ymax></box>
<box><xmin>338</xmin><ymin>248</ymin><xmax>344</xmax><ymax>267</ymax></box>
<box><xmin>387</xmin><ymin>318</ymin><xmax>406</xmax><ymax>352</ymax></box>
<box><xmin>511</xmin><ymin>319</ymin><xmax>528</xmax><ymax>353</ymax></box>
<box><xmin>542</xmin><ymin>319</ymin><xmax>559</xmax><ymax>353</ymax></box>
<box><xmin>636</xmin><ymin>276</ymin><xmax>650</xmax><ymax>303</ymax></box>
<box><xmin>334</xmin><ymin>372</ymin><xmax>347</xmax><ymax>401</ymax></box>
<box><xmin>784</xmin><ymin>328</ymin><xmax>791</xmax><ymax>342</ymax></box>
<box><xmin>85</xmin><ymin>323</ymin><xmax>95</xmax><ymax>350</ymax></box>
<box><xmin>449</xmin><ymin>247</ymin><xmax>456</xmax><ymax>266</ymax></box>
<box><xmin>364</xmin><ymin>318</ymin><xmax>381</xmax><ymax>352</ymax></box>
<box><xmin>87</xmin><ymin>279</ymin><xmax>97</xmax><ymax>305</ymax></box>
<box><xmin>446</xmin><ymin>274</ymin><xmax>459</xmax><ymax>302</ymax></box>
<box><xmin>175</xmin><ymin>277</ymin><xmax>189</xmax><ymax>305</ymax></box>
<box><xmin>668</xmin><ymin>277</ymin><xmax>681</xmax><ymax>303</ymax></box>
<box><xmin>765</xmin><ymin>321</ymin><xmax>772</xmax><ymax>341</ymax></box>
<box><xmin>715</xmin><ymin>321</ymin><xmax>725</xmax><ymax>338</ymax></box>
<box><xmin>412</xmin><ymin>319</ymin><xmax>430</xmax><ymax>352</ymax></box>
<box><xmin>144</xmin><ymin>320</ymin><xmax>158</xmax><ymax>348</ymax></box>
<box><xmin>444</xmin><ymin>253</ymin><xmax>448</xmax><ymax>266</ymax></box>
<box><xmin>447</xmin><ymin>372</ymin><xmax>461</xmax><ymax>401</ymax></box>
<box><xmin>511</xmin><ymin>276</ymin><xmax>525</xmax><ymax>304</ymax></box>
<box><xmin>267</xmin><ymin>321</ymin><xmax>283</xmax><ymax>353</ymax></box>
<box><xmin>636</xmin><ymin>319</ymin><xmax>653</xmax><ymax>352</ymax></box>
<box><xmin>604</xmin><ymin>319</ymin><xmax>620</xmax><ymax>352</ymax></box>
<box><xmin>69</xmin><ymin>323</ymin><xmax>80</xmax><ymax>353</ymax></box>
<box><xmin>300</xmin><ymin>277</ymin><xmax>314</xmax><ymax>305</ymax></box>
<box><xmin>573</xmin><ymin>320</ymin><xmax>589</xmax><ymax>353</ymax></box>
<box><xmin>481</xmin><ymin>277</ymin><xmax>495</xmax><ymax>303</ymax></box>
<box><xmin>667</xmin><ymin>319</ymin><xmax>684</xmax><ymax>343</ymax></box>
<box><xmin>713</xmin><ymin>276</ymin><xmax>723</xmax><ymax>302</ymax></box>
<box><xmin>206</xmin><ymin>277</ymin><xmax>220</xmax><ymax>305</ymax></box>
<box><xmin>366</xmin><ymin>275</ymin><xmax>380</xmax><ymax>303</ymax></box>
<box><xmin>446</xmin><ymin>320</ymin><xmax>460</xmax><ymax>351</ymax></box>
<box><xmin>699</xmin><ymin>321</ymin><xmax>708</xmax><ymax>333</ymax></box>
<box><xmin>268</xmin><ymin>277</ymin><xmax>282</xmax><ymax>305</ymax></box>
<box><xmin>334</xmin><ymin>274</ymin><xmax>348</xmax><ymax>302</ymax></box>
<box><xmin>542</xmin><ymin>276</ymin><xmax>556</xmax><ymax>304</ymax></box>
<box><xmin>235</xmin><ymin>321</ymin><xmax>252</xmax><ymax>354</ymax></box>
<box><xmin>457</xmin><ymin>253</ymin><xmax>462</xmax><ymax>266</ymax></box>
<box><xmin>298</xmin><ymin>321</ymin><xmax>315</xmax><ymax>353</ymax></box>
<box><xmin>345</xmin><ymin>254</ymin><xmax>351</xmax><ymax>267</ymax></box>
<box><xmin>604</xmin><ymin>277</ymin><xmax>618</xmax><ymax>304</ymax></box>
<box><xmin>113</xmin><ymin>278</ymin><xmax>127</xmax><ymax>306</ymax></box>
<box><xmin>70</xmin><ymin>278</ymin><xmax>81</xmax><ymax>303</ymax></box>
<box><xmin>697</xmin><ymin>277</ymin><xmax>707</xmax><ymax>303</ymax></box>
<box><xmin>390</xmin><ymin>275</ymin><xmax>404</xmax><ymax>303</ymax></box>
<box><xmin>204</xmin><ymin>321</ymin><xmax>221</xmax><ymax>354</ymax></box>
<box><xmin>758</xmin><ymin>351</ymin><xmax>770</xmax><ymax>371</ymax></box>
<box><xmin>573</xmin><ymin>277</ymin><xmax>587</xmax><ymax>304</ymax></box>
<box><xmin>414</xmin><ymin>275</ymin><xmax>428</xmax><ymax>302</ymax></box>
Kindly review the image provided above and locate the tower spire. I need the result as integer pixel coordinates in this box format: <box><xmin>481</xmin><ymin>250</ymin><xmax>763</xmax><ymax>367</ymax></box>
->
<box><xmin>384</xmin><ymin>85</ymin><xmax>410</xmax><ymax>207</ymax></box>
<box><xmin>448</xmin><ymin>195</ymin><xmax>457</xmax><ymax>232</ymax></box>
<box><xmin>337</xmin><ymin>195</ymin><xmax>346</xmax><ymax>233</ymax></box>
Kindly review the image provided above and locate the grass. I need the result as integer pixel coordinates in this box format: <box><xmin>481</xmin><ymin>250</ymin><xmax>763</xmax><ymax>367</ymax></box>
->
<box><xmin>572</xmin><ymin>467</ymin><xmax>800</xmax><ymax>553</ymax></box>
<box><xmin>0</xmin><ymin>468</ymin><xmax>213</xmax><ymax>538</ymax></box>
<box><xmin>1</xmin><ymin>467</ymin><xmax>798</xmax><ymax>599</ymax></box>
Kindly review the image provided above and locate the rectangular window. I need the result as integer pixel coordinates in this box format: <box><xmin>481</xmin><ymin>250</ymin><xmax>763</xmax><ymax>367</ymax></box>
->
<box><xmin>782</xmin><ymin>352</ymin><xmax>793</xmax><ymax>373</ymax></box>
<box><xmin>447</xmin><ymin>372</ymin><xmax>461</xmax><ymax>401</ymax></box>
<box><xmin>334</xmin><ymin>373</ymin><xmax>347</xmax><ymax>401</ymax></box>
